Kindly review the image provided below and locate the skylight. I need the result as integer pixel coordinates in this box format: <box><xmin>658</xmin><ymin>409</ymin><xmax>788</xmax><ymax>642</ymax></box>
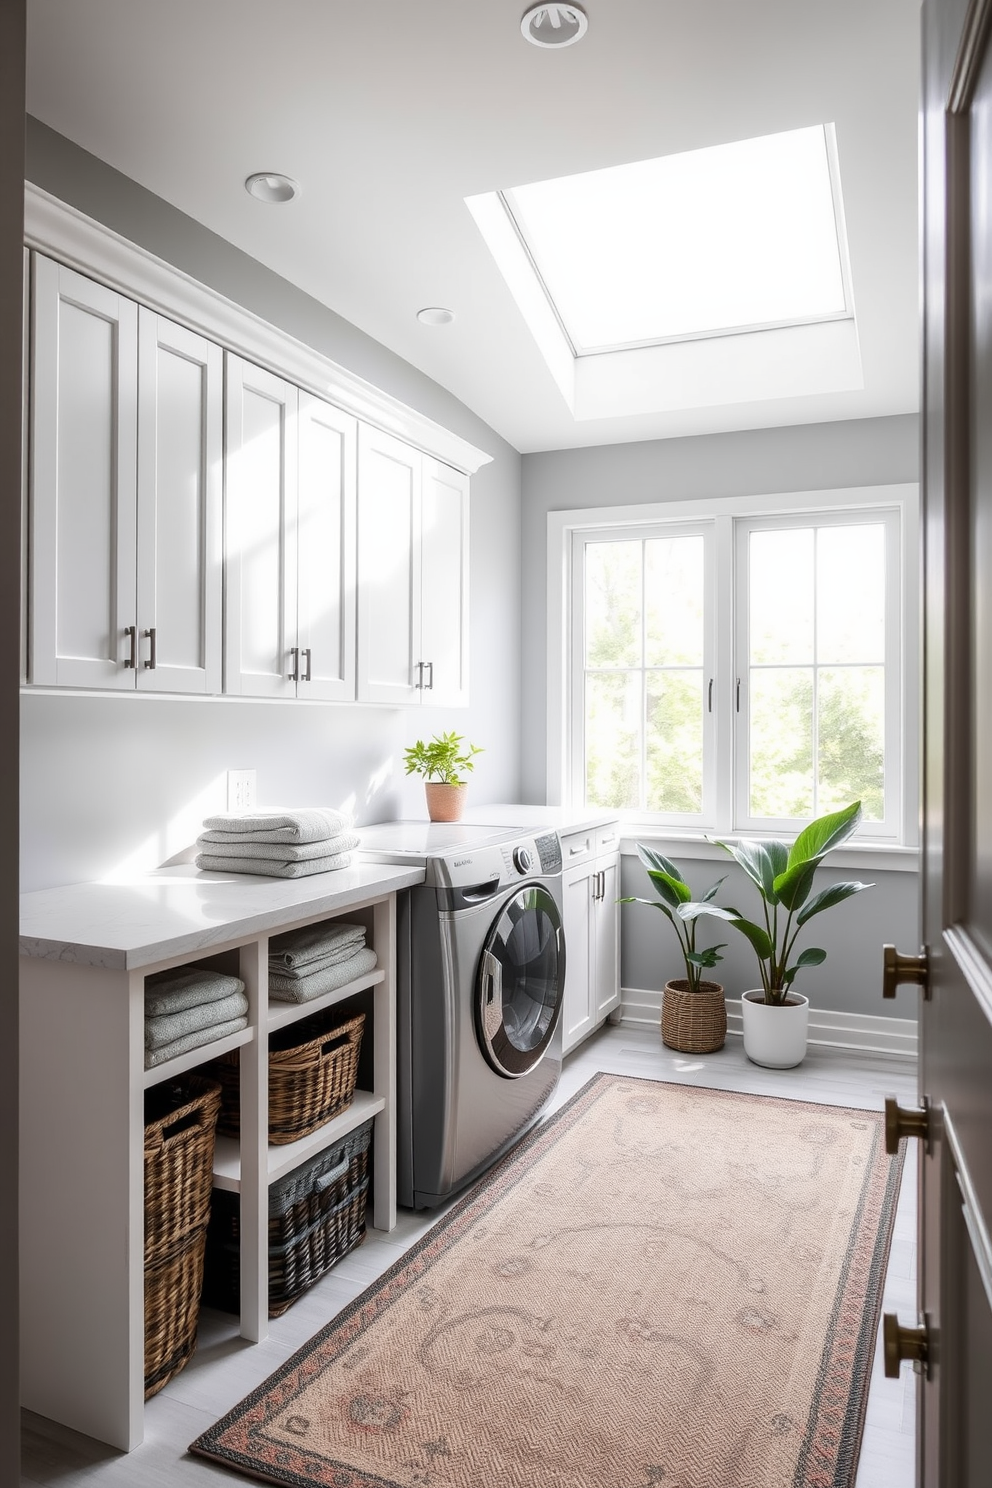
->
<box><xmin>500</xmin><ymin>126</ymin><xmax>848</xmax><ymax>354</ymax></box>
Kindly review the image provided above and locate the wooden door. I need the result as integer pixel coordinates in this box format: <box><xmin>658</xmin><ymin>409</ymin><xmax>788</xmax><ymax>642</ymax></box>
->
<box><xmin>356</xmin><ymin>423</ymin><xmax>421</xmax><ymax>705</ymax></box>
<box><xmin>420</xmin><ymin>457</ymin><xmax>470</xmax><ymax>707</ymax></box>
<box><xmin>135</xmin><ymin>310</ymin><xmax>223</xmax><ymax>693</ymax></box>
<box><xmin>296</xmin><ymin>392</ymin><xmax>357</xmax><ymax>702</ymax></box>
<box><xmin>224</xmin><ymin>355</ymin><xmax>298</xmax><ymax>698</ymax></box>
<box><xmin>29</xmin><ymin>254</ymin><xmax>138</xmax><ymax>689</ymax></box>
<box><xmin>914</xmin><ymin>0</ymin><xmax>992</xmax><ymax>1480</ymax></box>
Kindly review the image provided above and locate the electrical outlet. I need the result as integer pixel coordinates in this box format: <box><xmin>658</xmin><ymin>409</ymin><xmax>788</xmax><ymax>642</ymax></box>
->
<box><xmin>227</xmin><ymin>770</ymin><xmax>257</xmax><ymax>813</ymax></box>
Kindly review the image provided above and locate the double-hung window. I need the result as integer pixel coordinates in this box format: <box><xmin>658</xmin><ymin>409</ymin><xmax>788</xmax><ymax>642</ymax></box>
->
<box><xmin>551</xmin><ymin>485</ymin><xmax>917</xmax><ymax>845</ymax></box>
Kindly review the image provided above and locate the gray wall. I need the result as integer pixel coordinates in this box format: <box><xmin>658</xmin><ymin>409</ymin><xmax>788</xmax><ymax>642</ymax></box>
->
<box><xmin>22</xmin><ymin>122</ymin><xmax>523</xmax><ymax>892</ymax></box>
<box><xmin>522</xmin><ymin>415</ymin><xmax>922</xmax><ymax>1021</ymax></box>
<box><xmin>2</xmin><ymin>6</ymin><xmax>25</xmax><ymax>1477</ymax></box>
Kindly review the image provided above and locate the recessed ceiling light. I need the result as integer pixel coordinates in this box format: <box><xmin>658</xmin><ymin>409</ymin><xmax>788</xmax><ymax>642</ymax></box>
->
<box><xmin>520</xmin><ymin>3</ymin><xmax>588</xmax><ymax>48</ymax></box>
<box><xmin>416</xmin><ymin>306</ymin><xmax>455</xmax><ymax>326</ymax></box>
<box><xmin>244</xmin><ymin>172</ymin><xmax>300</xmax><ymax>204</ymax></box>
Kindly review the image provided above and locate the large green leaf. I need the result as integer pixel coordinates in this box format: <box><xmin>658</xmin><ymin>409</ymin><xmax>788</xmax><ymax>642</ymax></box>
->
<box><xmin>635</xmin><ymin>845</ymin><xmax>691</xmax><ymax>906</ymax></box>
<box><xmin>700</xmin><ymin>875</ymin><xmax>727</xmax><ymax>903</ymax></box>
<box><xmin>786</xmin><ymin>801</ymin><xmax>863</xmax><ymax>871</ymax></box>
<box><xmin>678</xmin><ymin>902</ymin><xmax>738</xmax><ymax>923</ymax></box>
<box><xmin>773</xmin><ymin>859</ymin><xmax>820</xmax><ymax>912</ymax></box>
<box><xmin>796</xmin><ymin>880</ymin><xmax>873</xmax><ymax>926</ymax></box>
<box><xmin>708</xmin><ymin>837</ymin><xmax>785</xmax><ymax>902</ymax></box>
<box><xmin>783</xmin><ymin>946</ymin><xmax>827</xmax><ymax>989</ymax></box>
<box><xmin>726</xmin><ymin>915</ymin><xmax>774</xmax><ymax>960</ymax></box>
<box><xmin>617</xmin><ymin>897</ymin><xmax>676</xmax><ymax>926</ymax></box>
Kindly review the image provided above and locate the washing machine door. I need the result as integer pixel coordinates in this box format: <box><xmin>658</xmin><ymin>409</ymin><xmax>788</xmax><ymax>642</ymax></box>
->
<box><xmin>475</xmin><ymin>883</ymin><xmax>565</xmax><ymax>1077</ymax></box>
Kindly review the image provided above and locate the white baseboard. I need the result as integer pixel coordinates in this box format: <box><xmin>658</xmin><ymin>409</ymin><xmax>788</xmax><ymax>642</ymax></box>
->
<box><xmin>620</xmin><ymin>987</ymin><xmax>918</xmax><ymax>1060</ymax></box>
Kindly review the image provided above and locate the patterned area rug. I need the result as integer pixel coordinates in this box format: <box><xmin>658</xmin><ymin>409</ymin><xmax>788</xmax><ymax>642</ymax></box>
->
<box><xmin>189</xmin><ymin>1073</ymin><xmax>904</xmax><ymax>1488</ymax></box>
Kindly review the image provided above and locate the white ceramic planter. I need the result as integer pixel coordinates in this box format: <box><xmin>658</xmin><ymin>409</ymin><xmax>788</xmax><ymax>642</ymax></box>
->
<box><xmin>740</xmin><ymin>989</ymin><xmax>809</xmax><ymax>1068</ymax></box>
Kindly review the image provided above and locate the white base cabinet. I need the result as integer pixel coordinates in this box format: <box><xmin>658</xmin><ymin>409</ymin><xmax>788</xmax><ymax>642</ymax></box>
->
<box><xmin>560</xmin><ymin>823</ymin><xmax>621</xmax><ymax>1054</ymax></box>
<box><xmin>18</xmin><ymin>867</ymin><xmax>417</xmax><ymax>1452</ymax></box>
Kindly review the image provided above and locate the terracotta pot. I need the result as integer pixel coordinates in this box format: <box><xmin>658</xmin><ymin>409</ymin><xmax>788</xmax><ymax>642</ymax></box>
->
<box><xmin>740</xmin><ymin>989</ymin><xmax>809</xmax><ymax>1068</ymax></box>
<box><xmin>424</xmin><ymin>782</ymin><xmax>467</xmax><ymax>822</ymax></box>
<box><xmin>661</xmin><ymin>979</ymin><xmax>726</xmax><ymax>1054</ymax></box>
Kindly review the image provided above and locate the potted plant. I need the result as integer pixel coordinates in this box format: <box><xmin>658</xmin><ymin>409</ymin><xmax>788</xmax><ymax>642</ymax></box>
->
<box><xmin>403</xmin><ymin>732</ymin><xmax>483</xmax><ymax>822</ymax></box>
<box><xmin>620</xmin><ymin>847</ymin><xmax>736</xmax><ymax>1053</ymax></box>
<box><xmin>706</xmin><ymin>800</ymin><xmax>873</xmax><ymax>1068</ymax></box>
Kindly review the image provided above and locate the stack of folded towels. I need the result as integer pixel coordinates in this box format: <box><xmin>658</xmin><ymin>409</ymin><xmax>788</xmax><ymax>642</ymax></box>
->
<box><xmin>144</xmin><ymin>967</ymin><xmax>249</xmax><ymax>1069</ymax></box>
<box><xmin>268</xmin><ymin>920</ymin><xmax>378</xmax><ymax>1004</ymax></box>
<box><xmin>195</xmin><ymin>808</ymin><xmax>360</xmax><ymax>879</ymax></box>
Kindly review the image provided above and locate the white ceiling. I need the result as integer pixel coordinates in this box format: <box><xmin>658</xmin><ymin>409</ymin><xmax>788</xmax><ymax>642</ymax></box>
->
<box><xmin>25</xmin><ymin>0</ymin><xmax>922</xmax><ymax>455</ymax></box>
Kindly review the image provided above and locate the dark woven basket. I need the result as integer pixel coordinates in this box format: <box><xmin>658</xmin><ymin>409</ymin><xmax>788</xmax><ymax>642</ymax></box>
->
<box><xmin>661</xmin><ymin>979</ymin><xmax>727</xmax><ymax>1054</ymax></box>
<box><xmin>144</xmin><ymin>1227</ymin><xmax>208</xmax><ymax>1398</ymax></box>
<box><xmin>203</xmin><ymin>1118</ymin><xmax>373</xmax><ymax>1316</ymax></box>
<box><xmin>209</xmin><ymin>1010</ymin><xmax>365</xmax><ymax>1146</ymax></box>
<box><xmin>144</xmin><ymin>1074</ymin><xmax>222</xmax><ymax>1263</ymax></box>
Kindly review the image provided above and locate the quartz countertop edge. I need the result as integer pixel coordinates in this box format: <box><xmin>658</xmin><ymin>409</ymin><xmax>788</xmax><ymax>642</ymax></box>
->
<box><xmin>18</xmin><ymin>862</ymin><xmax>426</xmax><ymax>971</ymax></box>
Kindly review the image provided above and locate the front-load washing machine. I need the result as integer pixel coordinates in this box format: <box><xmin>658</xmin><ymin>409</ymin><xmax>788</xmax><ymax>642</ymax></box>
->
<box><xmin>359</xmin><ymin>821</ymin><xmax>565</xmax><ymax>1208</ymax></box>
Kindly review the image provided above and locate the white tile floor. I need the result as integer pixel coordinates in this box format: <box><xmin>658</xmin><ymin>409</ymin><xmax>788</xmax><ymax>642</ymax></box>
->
<box><xmin>20</xmin><ymin>1023</ymin><xmax>919</xmax><ymax>1487</ymax></box>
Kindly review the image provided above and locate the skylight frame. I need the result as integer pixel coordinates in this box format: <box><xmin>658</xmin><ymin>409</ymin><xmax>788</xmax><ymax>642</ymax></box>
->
<box><xmin>494</xmin><ymin>124</ymin><xmax>856</xmax><ymax>359</ymax></box>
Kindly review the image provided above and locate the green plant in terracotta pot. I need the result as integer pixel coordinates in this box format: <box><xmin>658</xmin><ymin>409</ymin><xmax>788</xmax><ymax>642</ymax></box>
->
<box><xmin>620</xmin><ymin>847</ymin><xmax>736</xmax><ymax>1053</ymax></box>
<box><xmin>403</xmin><ymin>732</ymin><xmax>483</xmax><ymax>822</ymax></box>
<box><xmin>705</xmin><ymin>799</ymin><xmax>873</xmax><ymax>1068</ymax></box>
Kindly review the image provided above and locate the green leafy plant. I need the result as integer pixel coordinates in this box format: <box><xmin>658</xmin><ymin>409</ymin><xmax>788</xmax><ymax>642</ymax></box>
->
<box><xmin>619</xmin><ymin>847</ymin><xmax>736</xmax><ymax>993</ymax></box>
<box><xmin>706</xmin><ymin>800</ymin><xmax>873</xmax><ymax>1006</ymax></box>
<box><xmin>403</xmin><ymin>732</ymin><xmax>483</xmax><ymax>786</ymax></box>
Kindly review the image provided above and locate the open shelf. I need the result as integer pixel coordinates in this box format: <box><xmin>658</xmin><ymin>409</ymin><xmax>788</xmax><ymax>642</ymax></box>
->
<box><xmin>266</xmin><ymin>967</ymin><xmax>384</xmax><ymax>1033</ymax></box>
<box><xmin>142</xmin><ymin>1025</ymin><xmax>255</xmax><ymax>1090</ymax></box>
<box><xmin>212</xmin><ymin>1089</ymin><xmax>386</xmax><ymax>1192</ymax></box>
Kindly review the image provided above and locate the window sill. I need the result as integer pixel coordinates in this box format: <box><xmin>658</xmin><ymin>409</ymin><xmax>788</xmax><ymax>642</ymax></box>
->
<box><xmin>618</xmin><ymin>830</ymin><xmax>920</xmax><ymax>874</ymax></box>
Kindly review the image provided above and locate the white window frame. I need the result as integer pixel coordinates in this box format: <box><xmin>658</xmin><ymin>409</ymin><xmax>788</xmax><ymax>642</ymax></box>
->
<box><xmin>547</xmin><ymin>483</ymin><xmax>919</xmax><ymax>851</ymax></box>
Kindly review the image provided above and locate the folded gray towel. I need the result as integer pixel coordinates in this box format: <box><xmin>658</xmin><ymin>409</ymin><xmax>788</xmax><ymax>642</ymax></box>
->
<box><xmin>200</xmin><ymin>808</ymin><xmax>353</xmax><ymax>844</ymax></box>
<box><xmin>143</xmin><ymin>1015</ymin><xmax>249</xmax><ymax>1069</ymax></box>
<box><xmin>195</xmin><ymin>851</ymin><xmax>354</xmax><ymax>878</ymax></box>
<box><xmin>269</xmin><ymin>920</ymin><xmax>366</xmax><ymax>970</ymax></box>
<box><xmin>145</xmin><ymin>989</ymin><xmax>250</xmax><ymax>1050</ymax></box>
<box><xmin>144</xmin><ymin>967</ymin><xmax>245</xmax><ymax>1018</ymax></box>
<box><xmin>270</xmin><ymin>941</ymin><xmax>367</xmax><ymax>980</ymax></box>
<box><xmin>269</xmin><ymin>946</ymin><xmax>378</xmax><ymax>1003</ymax></box>
<box><xmin>195</xmin><ymin>832</ymin><xmax>360</xmax><ymax>862</ymax></box>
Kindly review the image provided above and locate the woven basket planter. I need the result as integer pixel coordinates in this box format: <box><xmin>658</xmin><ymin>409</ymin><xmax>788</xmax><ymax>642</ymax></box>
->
<box><xmin>661</xmin><ymin>979</ymin><xmax>726</xmax><ymax>1054</ymax></box>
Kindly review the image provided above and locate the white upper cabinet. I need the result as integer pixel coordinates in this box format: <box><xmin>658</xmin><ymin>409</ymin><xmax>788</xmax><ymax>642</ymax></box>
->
<box><xmin>29</xmin><ymin>254</ymin><xmax>222</xmax><ymax>692</ymax></box>
<box><xmin>357</xmin><ymin>425</ymin><xmax>469</xmax><ymax>706</ymax></box>
<box><xmin>224</xmin><ymin>355</ymin><xmax>357</xmax><ymax>700</ymax></box>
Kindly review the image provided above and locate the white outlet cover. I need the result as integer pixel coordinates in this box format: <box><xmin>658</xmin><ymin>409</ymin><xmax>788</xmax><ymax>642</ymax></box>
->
<box><xmin>227</xmin><ymin>770</ymin><xmax>257</xmax><ymax>812</ymax></box>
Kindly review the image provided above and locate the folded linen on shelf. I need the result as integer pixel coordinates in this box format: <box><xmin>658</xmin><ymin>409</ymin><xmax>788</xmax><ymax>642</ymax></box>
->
<box><xmin>270</xmin><ymin>942</ymin><xmax>367</xmax><ymax>980</ymax></box>
<box><xmin>194</xmin><ymin>850</ymin><xmax>354</xmax><ymax>878</ymax></box>
<box><xmin>199</xmin><ymin>808</ymin><xmax>353</xmax><ymax>844</ymax></box>
<box><xmin>144</xmin><ymin>1015</ymin><xmax>249</xmax><ymax>1069</ymax></box>
<box><xmin>269</xmin><ymin>919</ymin><xmax>366</xmax><ymax>971</ymax></box>
<box><xmin>194</xmin><ymin>833</ymin><xmax>360</xmax><ymax>863</ymax></box>
<box><xmin>269</xmin><ymin>946</ymin><xmax>378</xmax><ymax>1003</ymax></box>
<box><xmin>144</xmin><ymin>967</ymin><xmax>246</xmax><ymax>1018</ymax></box>
<box><xmin>145</xmin><ymin>989</ymin><xmax>250</xmax><ymax>1051</ymax></box>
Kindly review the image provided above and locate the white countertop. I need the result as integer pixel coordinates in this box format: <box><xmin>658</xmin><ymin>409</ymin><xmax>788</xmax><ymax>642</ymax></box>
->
<box><xmin>461</xmin><ymin>804</ymin><xmax>621</xmax><ymax>835</ymax></box>
<box><xmin>19</xmin><ymin>861</ymin><xmax>425</xmax><ymax>971</ymax></box>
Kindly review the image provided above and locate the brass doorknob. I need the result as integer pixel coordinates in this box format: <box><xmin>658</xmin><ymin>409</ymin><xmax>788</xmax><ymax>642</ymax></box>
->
<box><xmin>883</xmin><ymin>1312</ymin><xmax>931</xmax><ymax>1377</ymax></box>
<box><xmin>884</xmin><ymin>1096</ymin><xmax>931</xmax><ymax>1155</ymax></box>
<box><xmin>882</xmin><ymin>943</ymin><xmax>929</xmax><ymax>999</ymax></box>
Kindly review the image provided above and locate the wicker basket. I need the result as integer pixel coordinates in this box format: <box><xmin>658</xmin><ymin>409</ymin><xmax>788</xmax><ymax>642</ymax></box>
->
<box><xmin>203</xmin><ymin>1118</ymin><xmax>373</xmax><ymax>1316</ymax></box>
<box><xmin>661</xmin><ymin>979</ymin><xmax>727</xmax><ymax>1054</ymax></box>
<box><xmin>143</xmin><ymin>1074</ymin><xmax>222</xmax><ymax>1398</ymax></box>
<box><xmin>209</xmin><ymin>1009</ymin><xmax>365</xmax><ymax>1146</ymax></box>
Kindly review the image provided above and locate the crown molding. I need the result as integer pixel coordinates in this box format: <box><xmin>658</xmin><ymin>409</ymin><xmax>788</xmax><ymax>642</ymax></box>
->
<box><xmin>23</xmin><ymin>183</ymin><xmax>493</xmax><ymax>475</ymax></box>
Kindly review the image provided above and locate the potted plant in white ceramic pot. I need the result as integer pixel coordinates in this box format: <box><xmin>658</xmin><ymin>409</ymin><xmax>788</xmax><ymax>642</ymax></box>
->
<box><xmin>620</xmin><ymin>847</ymin><xmax>736</xmax><ymax>1053</ymax></box>
<box><xmin>403</xmin><ymin>732</ymin><xmax>483</xmax><ymax>822</ymax></box>
<box><xmin>705</xmin><ymin>800</ymin><xmax>873</xmax><ymax>1068</ymax></box>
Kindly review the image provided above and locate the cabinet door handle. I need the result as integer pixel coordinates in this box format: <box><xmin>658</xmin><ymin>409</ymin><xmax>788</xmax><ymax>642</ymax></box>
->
<box><xmin>142</xmin><ymin>628</ymin><xmax>157</xmax><ymax>670</ymax></box>
<box><xmin>302</xmin><ymin>647</ymin><xmax>312</xmax><ymax>683</ymax></box>
<box><xmin>708</xmin><ymin>677</ymin><xmax>713</xmax><ymax>713</ymax></box>
<box><xmin>289</xmin><ymin>646</ymin><xmax>300</xmax><ymax>682</ymax></box>
<box><xmin>123</xmin><ymin>624</ymin><xmax>137</xmax><ymax>669</ymax></box>
<box><xmin>415</xmin><ymin>660</ymin><xmax>424</xmax><ymax>689</ymax></box>
<box><xmin>423</xmin><ymin>660</ymin><xmax>434</xmax><ymax>690</ymax></box>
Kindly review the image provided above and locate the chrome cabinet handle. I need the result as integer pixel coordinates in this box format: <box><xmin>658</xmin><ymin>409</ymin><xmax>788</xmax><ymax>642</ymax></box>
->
<box><xmin>415</xmin><ymin>660</ymin><xmax>424</xmax><ymax>689</ymax></box>
<box><xmin>289</xmin><ymin>646</ymin><xmax>300</xmax><ymax>682</ymax></box>
<box><xmin>302</xmin><ymin>647</ymin><xmax>312</xmax><ymax>683</ymax></box>
<box><xmin>423</xmin><ymin>660</ymin><xmax>434</xmax><ymax>690</ymax></box>
<box><xmin>123</xmin><ymin>624</ymin><xmax>137</xmax><ymax>668</ymax></box>
<box><xmin>142</xmin><ymin>628</ymin><xmax>157</xmax><ymax>670</ymax></box>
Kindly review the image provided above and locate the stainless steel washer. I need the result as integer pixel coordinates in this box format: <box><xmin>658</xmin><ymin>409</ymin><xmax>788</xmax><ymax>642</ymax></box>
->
<box><xmin>359</xmin><ymin>822</ymin><xmax>565</xmax><ymax>1208</ymax></box>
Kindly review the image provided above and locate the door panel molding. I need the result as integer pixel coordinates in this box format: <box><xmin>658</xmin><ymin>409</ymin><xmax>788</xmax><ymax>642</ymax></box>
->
<box><xmin>944</xmin><ymin>925</ymin><xmax>992</xmax><ymax>1023</ymax></box>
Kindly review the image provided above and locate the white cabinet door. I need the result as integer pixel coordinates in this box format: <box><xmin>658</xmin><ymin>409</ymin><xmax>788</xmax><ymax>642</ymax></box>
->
<box><xmin>224</xmin><ymin>356</ymin><xmax>299</xmax><ymax>698</ymax></box>
<box><xmin>296</xmin><ymin>393</ymin><xmax>357</xmax><ymax>702</ymax></box>
<box><xmin>420</xmin><ymin>457</ymin><xmax>469</xmax><ymax>707</ymax></box>
<box><xmin>135</xmin><ymin>310</ymin><xmax>223</xmax><ymax>693</ymax></box>
<box><xmin>30</xmin><ymin>255</ymin><xmax>138</xmax><ymax>689</ymax></box>
<box><xmin>356</xmin><ymin>424</ymin><xmax>421</xmax><ymax>705</ymax></box>
<box><xmin>561</xmin><ymin>859</ymin><xmax>596</xmax><ymax>1053</ymax></box>
<box><xmin>592</xmin><ymin>854</ymin><xmax>621</xmax><ymax>1023</ymax></box>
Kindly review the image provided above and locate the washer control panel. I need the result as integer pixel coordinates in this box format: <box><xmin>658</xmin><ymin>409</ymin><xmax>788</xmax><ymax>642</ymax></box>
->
<box><xmin>512</xmin><ymin>845</ymin><xmax>533</xmax><ymax>875</ymax></box>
